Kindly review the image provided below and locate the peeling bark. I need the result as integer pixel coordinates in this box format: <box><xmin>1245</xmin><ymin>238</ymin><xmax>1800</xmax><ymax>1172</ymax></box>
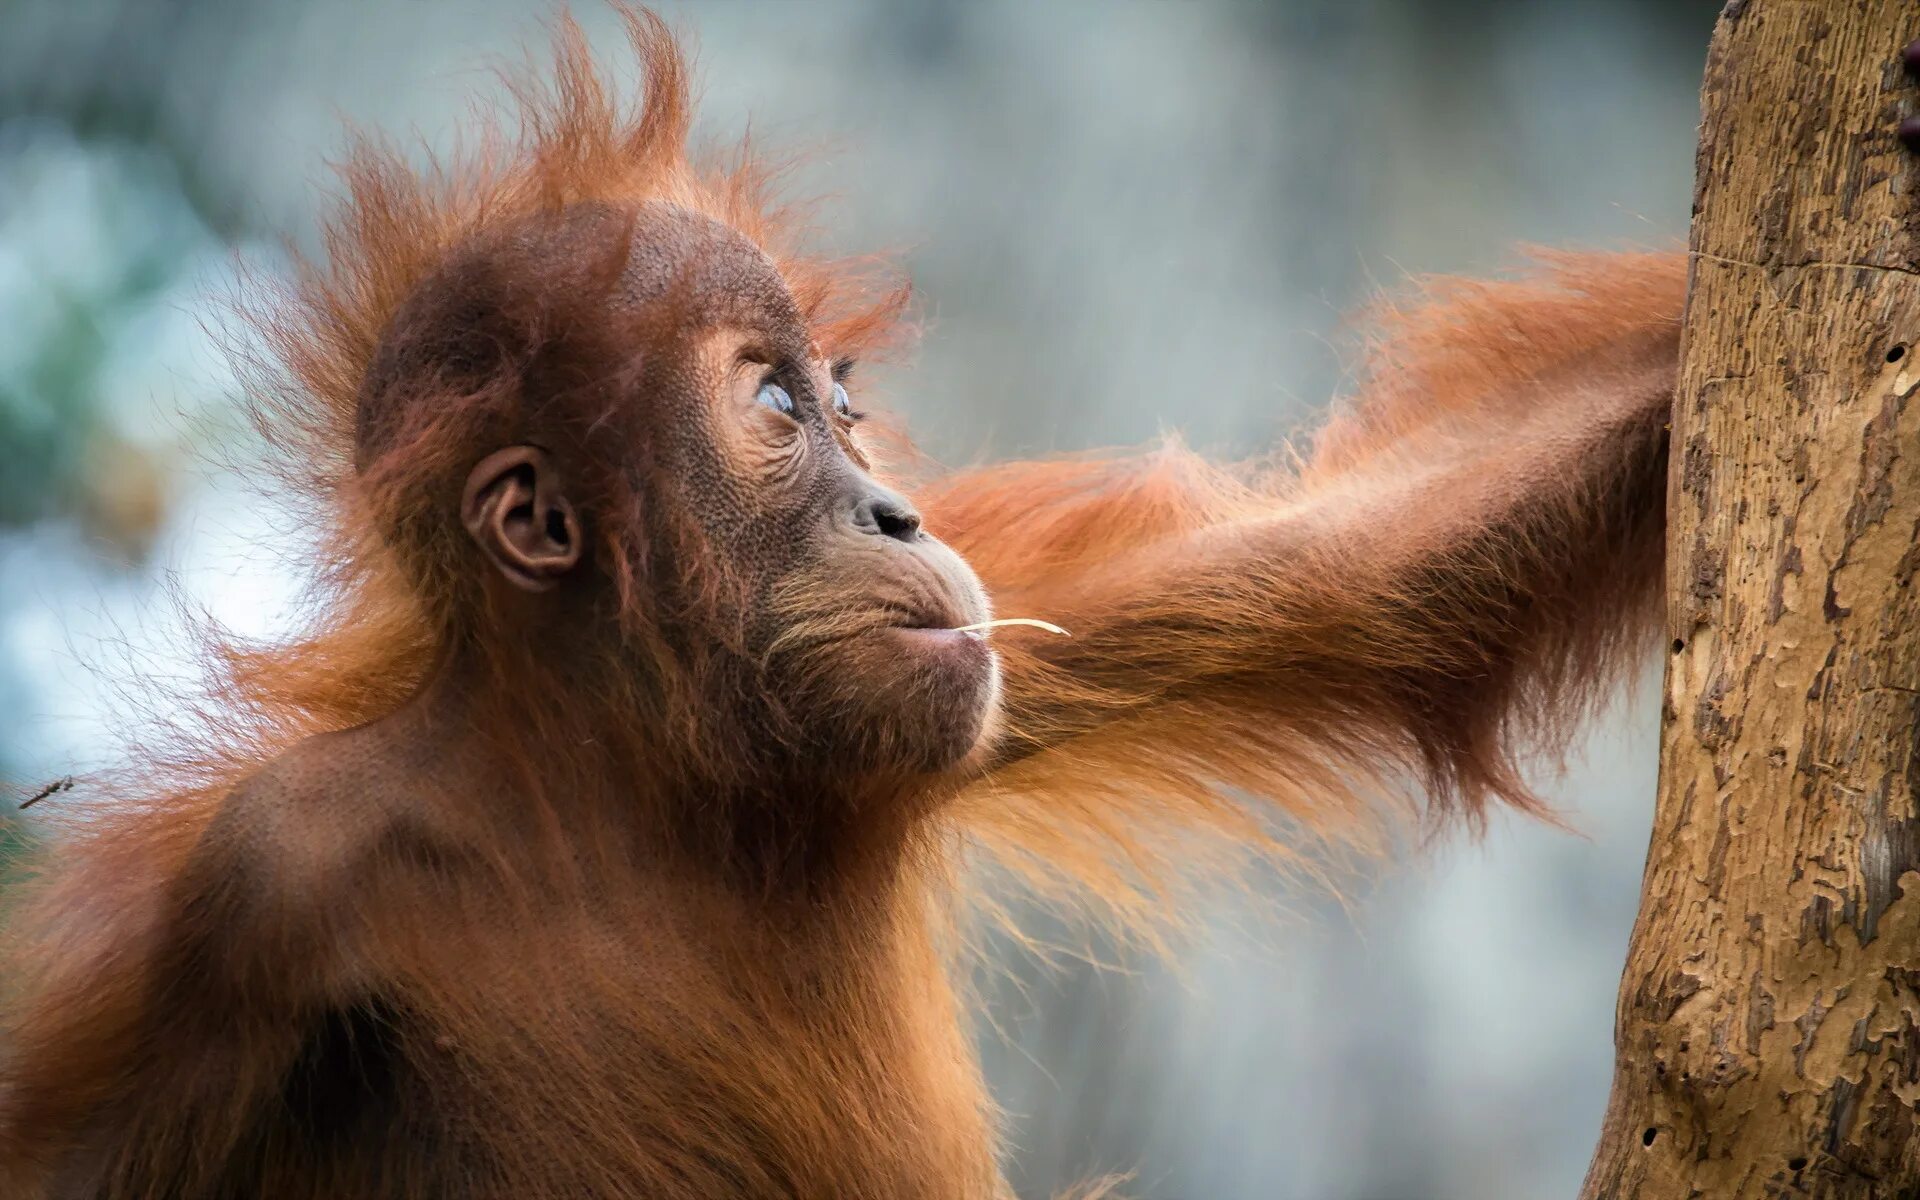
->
<box><xmin>1581</xmin><ymin>3</ymin><xmax>1920</xmax><ymax>1197</ymax></box>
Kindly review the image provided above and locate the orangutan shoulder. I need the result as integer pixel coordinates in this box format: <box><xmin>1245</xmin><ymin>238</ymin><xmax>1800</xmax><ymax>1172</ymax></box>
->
<box><xmin>199</xmin><ymin>725</ymin><xmax>460</xmax><ymax>927</ymax></box>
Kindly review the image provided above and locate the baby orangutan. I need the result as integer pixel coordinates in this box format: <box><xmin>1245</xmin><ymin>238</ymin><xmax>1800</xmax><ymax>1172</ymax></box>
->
<box><xmin>0</xmin><ymin>9</ymin><xmax>1685</xmax><ymax>1199</ymax></box>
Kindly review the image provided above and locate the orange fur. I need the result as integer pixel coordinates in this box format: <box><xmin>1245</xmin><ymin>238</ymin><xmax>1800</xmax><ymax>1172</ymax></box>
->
<box><xmin>934</xmin><ymin>251</ymin><xmax>1683</xmax><ymax>935</ymax></box>
<box><xmin>0</xmin><ymin>8</ymin><xmax>1684</xmax><ymax>1198</ymax></box>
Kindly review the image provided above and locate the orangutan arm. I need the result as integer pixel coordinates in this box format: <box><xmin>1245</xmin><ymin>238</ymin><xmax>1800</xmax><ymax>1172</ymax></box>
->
<box><xmin>918</xmin><ymin>253</ymin><xmax>1683</xmax><ymax>858</ymax></box>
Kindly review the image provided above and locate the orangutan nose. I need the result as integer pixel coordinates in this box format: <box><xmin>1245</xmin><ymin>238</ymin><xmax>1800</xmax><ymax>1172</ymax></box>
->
<box><xmin>848</xmin><ymin>488</ymin><xmax>922</xmax><ymax>543</ymax></box>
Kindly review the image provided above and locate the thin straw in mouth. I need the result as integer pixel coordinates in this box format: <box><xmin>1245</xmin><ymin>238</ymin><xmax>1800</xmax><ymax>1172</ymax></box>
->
<box><xmin>947</xmin><ymin>618</ymin><xmax>1070</xmax><ymax>637</ymax></box>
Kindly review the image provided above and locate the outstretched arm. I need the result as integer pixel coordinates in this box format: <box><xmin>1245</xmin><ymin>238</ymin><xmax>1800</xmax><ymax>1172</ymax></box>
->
<box><xmin>919</xmin><ymin>253</ymin><xmax>1684</xmax><ymax>900</ymax></box>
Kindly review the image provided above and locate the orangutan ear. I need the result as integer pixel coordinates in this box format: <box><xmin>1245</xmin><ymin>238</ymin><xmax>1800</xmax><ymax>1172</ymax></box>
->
<box><xmin>460</xmin><ymin>446</ymin><xmax>582</xmax><ymax>592</ymax></box>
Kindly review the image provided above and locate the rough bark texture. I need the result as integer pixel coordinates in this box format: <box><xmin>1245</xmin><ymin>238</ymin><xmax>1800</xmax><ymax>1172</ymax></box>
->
<box><xmin>1582</xmin><ymin>3</ymin><xmax>1920</xmax><ymax>1197</ymax></box>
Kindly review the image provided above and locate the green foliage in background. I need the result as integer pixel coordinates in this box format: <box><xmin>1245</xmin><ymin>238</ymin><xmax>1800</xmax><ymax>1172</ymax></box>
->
<box><xmin>0</xmin><ymin>126</ymin><xmax>222</xmax><ymax>560</ymax></box>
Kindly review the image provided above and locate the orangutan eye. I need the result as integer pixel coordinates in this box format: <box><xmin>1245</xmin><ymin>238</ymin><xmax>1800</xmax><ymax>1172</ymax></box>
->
<box><xmin>831</xmin><ymin>382</ymin><xmax>853</xmax><ymax>417</ymax></box>
<box><xmin>755</xmin><ymin>381</ymin><xmax>795</xmax><ymax>416</ymax></box>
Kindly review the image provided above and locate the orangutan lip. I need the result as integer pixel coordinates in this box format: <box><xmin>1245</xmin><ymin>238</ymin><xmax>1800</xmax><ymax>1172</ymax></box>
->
<box><xmin>887</xmin><ymin>607</ymin><xmax>970</xmax><ymax>632</ymax></box>
<box><xmin>886</xmin><ymin>619</ymin><xmax>989</xmax><ymax>645</ymax></box>
<box><xmin>890</xmin><ymin>622</ymin><xmax>981</xmax><ymax>639</ymax></box>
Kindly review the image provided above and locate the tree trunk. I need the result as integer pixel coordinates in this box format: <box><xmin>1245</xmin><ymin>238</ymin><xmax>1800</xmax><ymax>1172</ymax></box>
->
<box><xmin>1581</xmin><ymin>3</ymin><xmax>1920</xmax><ymax>1196</ymax></box>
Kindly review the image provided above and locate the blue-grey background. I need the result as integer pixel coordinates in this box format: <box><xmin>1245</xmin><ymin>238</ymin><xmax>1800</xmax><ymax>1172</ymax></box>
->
<box><xmin>0</xmin><ymin>2</ymin><xmax>1715</xmax><ymax>1196</ymax></box>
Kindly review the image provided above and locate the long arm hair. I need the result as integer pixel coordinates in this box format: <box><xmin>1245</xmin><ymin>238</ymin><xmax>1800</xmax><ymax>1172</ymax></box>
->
<box><xmin>930</xmin><ymin>253</ymin><xmax>1684</xmax><ymax>929</ymax></box>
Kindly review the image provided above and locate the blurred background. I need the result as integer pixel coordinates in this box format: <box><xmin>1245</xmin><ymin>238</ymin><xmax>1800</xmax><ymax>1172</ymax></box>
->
<box><xmin>0</xmin><ymin>1</ymin><xmax>1718</xmax><ymax>1196</ymax></box>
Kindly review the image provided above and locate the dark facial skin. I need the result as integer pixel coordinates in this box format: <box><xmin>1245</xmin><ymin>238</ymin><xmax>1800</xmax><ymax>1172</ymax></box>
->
<box><xmin>460</xmin><ymin>201</ymin><xmax>1000</xmax><ymax>784</ymax></box>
